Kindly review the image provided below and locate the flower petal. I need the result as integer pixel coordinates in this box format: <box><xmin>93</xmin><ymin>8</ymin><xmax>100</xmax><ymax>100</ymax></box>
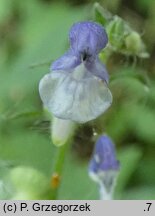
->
<box><xmin>39</xmin><ymin>65</ymin><xmax>112</xmax><ymax>123</ymax></box>
<box><xmin>71</xmin><ymin>78</ymin><xmax>112</xmax><ymax>123</ymax></box>
<box><xmin>69</xmin><ymin>21</ymin><xmax>108</xmax><ymax>55</ymax></box>
<box><xmin>39</xmin><ymin>72</ymin><xmax>75</xmax><ymax>115</ymax></box>
<box><xmin>51</xmin><ymin>50</ymin><xmax>81</xmax><ymax>71</ymax></box>
<box><xmin>85</xmin><ymin>58</ymin><xmax>109</xmax><ymax>83</ymax></box>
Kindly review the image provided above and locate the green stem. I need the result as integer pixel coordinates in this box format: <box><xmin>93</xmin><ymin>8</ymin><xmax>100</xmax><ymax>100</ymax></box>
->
<box><xmin>54</xmin><ymin>143</ymin><xmax>68</xmax><ymax>174</ymax></box>
<box><xmin>51</xmin><ymin>143</ymin><xmax>69</xmax><ymax>199</ymax></box>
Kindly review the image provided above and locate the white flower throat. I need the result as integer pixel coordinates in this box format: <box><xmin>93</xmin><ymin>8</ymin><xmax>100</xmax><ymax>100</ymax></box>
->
<box><xmin>71</xmin><ymin>63</ymin><xmax>89</xmax><ymax>81</ymax></box>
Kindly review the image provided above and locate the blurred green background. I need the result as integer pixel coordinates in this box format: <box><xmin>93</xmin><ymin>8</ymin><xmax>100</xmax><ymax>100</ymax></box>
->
<box><xmin>0</xmin><ymin>0</ymin><xmax>155</xmax><ymax>200</ymax></box>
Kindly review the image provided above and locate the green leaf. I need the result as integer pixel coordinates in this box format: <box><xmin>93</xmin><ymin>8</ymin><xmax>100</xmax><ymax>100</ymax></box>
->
<box><xmin>93</xmin><ymin>2</ymin><xmax>111</xmax><ymax>25</ymax></box>
<box><xmin>115</xmin><ymin>146</ymin><xmax>142</xmax><ymax>198</ymax></box>
<box><xmin>58</xmin><ymin>153</ymin><xmax>98</xmax><ymax>200</ymax></box>
<box><xmin>123</xmin><ymin>186</ymin><xmax>155</xmax><ymax>200</ymax></box>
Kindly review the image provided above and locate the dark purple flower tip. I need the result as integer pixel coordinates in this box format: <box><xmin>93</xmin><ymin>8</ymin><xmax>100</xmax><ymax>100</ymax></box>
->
<box><xmin>89</xmin><ymin>135</ymin><xmax>120</xmax><ymax>174</ymax></box>
<box><xmin>69</xmin><ymin>21</ymin><xmax>108</xmax><ymax>56</ymax></box>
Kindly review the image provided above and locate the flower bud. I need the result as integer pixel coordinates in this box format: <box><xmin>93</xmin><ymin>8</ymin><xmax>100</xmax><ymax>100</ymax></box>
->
<box><xmin>11</xmin><ymin>191</ymin><xmax>39</xmax><ymax>200</ymax></box>
<box><xmin>125</xmin><ymin>32</ymin><xmax>142</xmax><ymax>53</ymax></box>
<box><xmin>88</xmin><ymin>135</ymin><xmax>120</xmax><ymax>200</ymax></box>
<box><xmin>10</xmin><ymin>166</ymin><xmax>49</xmax><ymax>196</ymax></box>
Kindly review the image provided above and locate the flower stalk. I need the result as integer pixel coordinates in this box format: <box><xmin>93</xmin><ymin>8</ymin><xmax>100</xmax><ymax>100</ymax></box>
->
<box><xmin>51</xmin><ymin>142</ymin><xmax>69</xmax><ymax>199</ymax></box>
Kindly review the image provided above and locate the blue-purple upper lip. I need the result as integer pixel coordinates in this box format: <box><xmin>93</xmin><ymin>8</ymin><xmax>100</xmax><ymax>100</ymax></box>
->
<box><xmin>50</xmin><ymin>21</ymin><xmax>109</xmax><ymax>83</ymax></box>
<box><xmin>69</xmin><ymin>21</ymin><xmax>108</xmax><ymax>54</ymax></box>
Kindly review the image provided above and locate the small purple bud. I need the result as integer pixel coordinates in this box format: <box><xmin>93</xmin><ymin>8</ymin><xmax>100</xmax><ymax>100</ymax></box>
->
<box><xmin>88</xmin><ymin>135</ymin><xmax>120</xmax><ymax>200</ymax></box>
<box><xmin>89</xmin><ymin>135</ymin><xmax>120</xmax><ymax>173</ymax></box>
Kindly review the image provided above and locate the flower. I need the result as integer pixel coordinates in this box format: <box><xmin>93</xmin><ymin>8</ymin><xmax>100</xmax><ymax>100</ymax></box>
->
<box><xmin>88</xmin><ymin>135</ymin><xmax>120</xmax><ymax>200</ymax></box>
<box><xmin>39</xmin><ymin>21</ymin><xmax>112</xmax><ymax>123</ymax></box>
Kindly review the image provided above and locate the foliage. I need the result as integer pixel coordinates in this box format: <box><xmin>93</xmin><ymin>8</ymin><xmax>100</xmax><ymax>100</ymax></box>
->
<box><xmin>0</xmin><ymin>0</ymin><xmax>155</xmax><ymax>200</ymax></box>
